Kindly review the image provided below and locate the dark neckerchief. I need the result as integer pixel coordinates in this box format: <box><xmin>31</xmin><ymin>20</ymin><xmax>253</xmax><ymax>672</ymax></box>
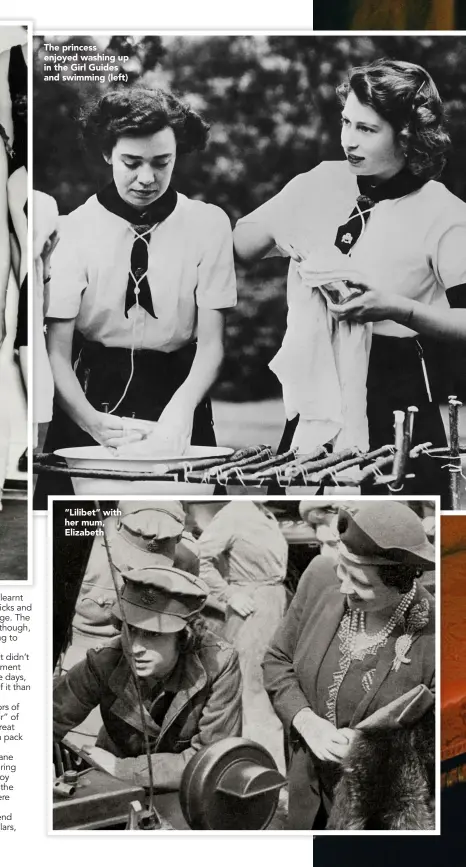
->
<box><xmin>97</xmin><ymin>181</ymin><xmax>178</xmax><ymax>318</ymax></box>
<box><xmin>335</xmin><ymin>167</ymin><xmax>425</xmax><ymax>254</ymax></box>
<box><xmin>97</xmin><ymin>180</ymin><xmax>177</xmax><ymax>225</ymax></box>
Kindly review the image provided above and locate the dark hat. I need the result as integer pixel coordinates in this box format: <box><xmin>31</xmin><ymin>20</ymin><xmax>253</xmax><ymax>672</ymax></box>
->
<box><xmin>337</xmin><ymin>501</ymin><xmax>435</xmax><ymax>569</ymax></box>
<box><xmin>109</xmin><ymin>501</ymin><xmax>186</xmax><ymax>570</ymax></box>
<box><xmin>112</xmin><ymin>566</ymin><xmax>208</xmax><ymax>633</ymax></box>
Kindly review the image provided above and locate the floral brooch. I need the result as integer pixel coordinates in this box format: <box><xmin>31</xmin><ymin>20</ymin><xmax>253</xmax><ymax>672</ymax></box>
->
<box><xmin>392</xmin><ymin>598</ymin><xmax>430</xmax><ymax>672</ymax></box>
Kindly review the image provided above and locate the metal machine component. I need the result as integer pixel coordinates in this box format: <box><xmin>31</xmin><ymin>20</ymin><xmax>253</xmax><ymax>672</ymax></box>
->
<box><xmin>180</xmin><ymin>738</ymin><xmax>287</xmax><ymax>830</ymax></box>
<box><xmin>63</xmin><ymin>770</ymin><xmax>78</xmax><ymax>785</ymax></box>
<box><xmin>53</xmin><ymin>780</ymin><xmax>77</xmax><ymax>799</ymax></box>
<box><xmin>53</xmin><ymin>767</ymin><xmax>146</xmax><ymax>830</ymax></box>
<box><xmin>52</xmin><ymin>738</ymin><xmax>286</xmax><ymax>830</ymax></box>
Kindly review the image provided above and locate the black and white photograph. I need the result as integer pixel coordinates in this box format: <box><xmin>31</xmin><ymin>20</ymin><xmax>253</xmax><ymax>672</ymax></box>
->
<box><xmin>51</xmin><ymin>496</ymin><xmax>437</xmax><ymax>831</ymax></box>
<box><xmin>0</xmin><ymin>23</ymin><xmax>28</xmax><ymax>581</ymax></box>
<box><xmin>32</xmin><ymin>34</ymin><xmax>466</xmax><ymax>513</ymax></box>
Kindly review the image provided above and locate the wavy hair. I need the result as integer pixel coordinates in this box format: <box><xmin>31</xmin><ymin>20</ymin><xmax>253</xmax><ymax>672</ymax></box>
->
<box><xmin>336</xmin><ymin>59</ymin><xmax>450</xmax><ymax>181</ymax></box>
<box><xmin>378</xmin><ymin>563</ymin><xmax>423</xmax><ymax>594</ymax></box>
<box><xmin>81</xmin><ymin>86</ymin><xmax>209</xmax><ymax>156</ymax></box>
<box><xmin>178</xmin><ymin>614</ymin><xmax>210</xmax><ymax>654</ymax></box>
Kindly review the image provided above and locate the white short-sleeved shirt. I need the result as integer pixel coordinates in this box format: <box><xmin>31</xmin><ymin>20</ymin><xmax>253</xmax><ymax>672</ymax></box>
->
<box><xmin>47</xmin><ymin>192</ymin><xmax>237</xmax><ymax>351</ymax></box>
<box><xmin>237</xmin><ymin>160</ymin><xmax>466</xmax><ymax>337</ymax></box>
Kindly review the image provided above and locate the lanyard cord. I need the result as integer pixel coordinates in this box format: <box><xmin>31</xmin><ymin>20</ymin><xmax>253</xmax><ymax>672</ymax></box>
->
<box><xmin>347</xmin><ymin>203</ymin><xmax>373</xmax><ymax>246</ymax></box>
<box><xmin>94</xmin><ymin>502</ymin><xmax>157</xmax><ymax>816</ymax></box>
<box><xmin>355</xmin><ymin>201</ymin><xmax>370</xmax><ymax>241</ymax></box>
<box><xmin>107</xmin><ymin>222</ymin><xmax>160</xmax><ymax>416</ymax></box>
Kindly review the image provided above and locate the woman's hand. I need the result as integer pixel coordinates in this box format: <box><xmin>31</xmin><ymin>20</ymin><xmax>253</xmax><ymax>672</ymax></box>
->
<box><xmin>156</xmin><ymin>398</ymin><xmax>194</xmax><ymax>455</ymax></box>
<box><xmin>82</xmin><ymin>411</ymin><xmax>148</xmax><ymax>450</ymax></box>
<box><xmin>228</xmin><ymin>591</ymin><xmax>256</xmax><ymax>617</ymax></box>
<box><xmin>41</xmin><ymin>229</ymin><xmax>60</xmax><ymax>280</ymax></box>
<box><xmin>292</xmin><ymin>707</ymin><xmax>353</xmax><ymax>762</ymax></box>
<box><xmin>81</xmin><ymin>745</ymin><xmax>117</xmax><ymax>776</ymax></box>
<box><xmin>338</xmin><ymin>727</ymin><xmax>358</xmax><ymax>748</ymax></box>
<box><xmin>275</xmin><ymin>238</ymin><xmax>305</xmax><ymax>263</ymax></box>
<box><xmin>326</xmin><ymin>284</ymin><xmax>407</xmax><ymax>325</ymax></box>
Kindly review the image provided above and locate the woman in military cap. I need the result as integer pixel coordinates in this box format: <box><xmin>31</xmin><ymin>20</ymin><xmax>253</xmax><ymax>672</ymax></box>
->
<box><xmin>60</xmin><ymin>500</ymin><xmax>199</xmax><ymax>669</ymax></box>
<box><xmin>263</xmin><ymin>500</ymin><xmax>435</xmax><ymax>830</ymax></box>
<box><xmin>54</xmin><ymin>565</ymin><xmax>242</xmax><ymax>791</ymax></box>
<box><xmin>69</xmin><ymin>500</ymin><xmax>199</xmax><ymax>648</ymax></box>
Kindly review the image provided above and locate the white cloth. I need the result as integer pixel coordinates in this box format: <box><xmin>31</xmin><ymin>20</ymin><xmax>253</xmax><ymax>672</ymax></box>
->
<box><xmin>236</xmin><ymin>159</ymin><xmax>466</xmax><ymax>451</ymax></box>
<box><xmin>46</xmin><ymin>192</ymin><xmax>237</xmax><ymax>350</ymax></box>
<box><xmin>269</xmin><ymin>245</ymin><xmax>372</xmax><ymax>451</ymax></box>
<box><xmin>237</xmin><ymin>160</ymin><xmax>466</xmax><ymax>339</ymax></box>
<box><xmin>33</xmin><ymin>190</ymin><xmax>59</xmax><ymax>425</ymax></box>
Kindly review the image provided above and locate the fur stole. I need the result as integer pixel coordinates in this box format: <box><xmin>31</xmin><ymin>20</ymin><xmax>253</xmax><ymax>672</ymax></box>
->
<box><xmin>327</xmin><ymin>713</ymin><xmax>435</xmax><ymax>830</ymax></box>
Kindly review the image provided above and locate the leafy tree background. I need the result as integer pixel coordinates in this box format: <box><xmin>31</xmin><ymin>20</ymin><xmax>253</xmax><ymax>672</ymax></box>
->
<box><xmin>34</xmin><ymin>35</ymin><xmax>466</xmax><ymax>402</ymax></box>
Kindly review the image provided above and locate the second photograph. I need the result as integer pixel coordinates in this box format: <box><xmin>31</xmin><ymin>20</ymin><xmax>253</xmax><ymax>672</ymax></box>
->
<box><xmin>51</xmin><ymin>496</ymin><xmax>437</xmax><ymax>832</ymax></box>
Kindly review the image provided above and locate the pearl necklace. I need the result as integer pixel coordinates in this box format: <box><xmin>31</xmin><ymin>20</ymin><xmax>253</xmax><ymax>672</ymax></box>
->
<box><xmin>325</xmin><ymin>582</ymin><xmax>417</xmax><ymax>725</ymax></box>
<box><xmin>347</xmin><ymin>582</ymin><xmax>417</xmax><ymax>661</ymax></box>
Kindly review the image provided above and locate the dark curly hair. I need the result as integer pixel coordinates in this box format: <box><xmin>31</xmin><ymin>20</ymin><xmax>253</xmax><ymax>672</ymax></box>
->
<box><xmin>378</xmin><ymin>563</ymin><xmax>423</xmax><ymax>594</ymax></box>
<box><xmin>336</xmin><ymin>59</ymin><xmax>450</xmax><ymax>181</ymax></box>
<box><xmin>177</xmin><ymin>614</ymin><xmax>210</xmax><ymax>654</ymax></box>
<box><xmin>81</xmin><ymin>86</ymin><xmax>209</xmax><ymax>157</ymax></box>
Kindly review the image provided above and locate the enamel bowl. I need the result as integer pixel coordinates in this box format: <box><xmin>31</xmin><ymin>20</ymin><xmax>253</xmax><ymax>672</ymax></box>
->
<box><xmin>54</xmin><ymin>445</ymin><xmax>234</xmax><ymax>496</ymax></box>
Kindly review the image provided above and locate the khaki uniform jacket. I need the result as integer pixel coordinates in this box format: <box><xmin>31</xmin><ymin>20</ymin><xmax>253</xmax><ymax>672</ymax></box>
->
<box><xmin>54</xmin><ymin>630</ymin><xmax>242</xmax><ymax>791</ymax></box>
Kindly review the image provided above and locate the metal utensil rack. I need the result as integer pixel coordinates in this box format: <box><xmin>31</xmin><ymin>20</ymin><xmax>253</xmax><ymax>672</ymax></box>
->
<box><xmin>34</xmin><ymin>397</ymin><xmax>464</xmax><ymax>508</ymax></box>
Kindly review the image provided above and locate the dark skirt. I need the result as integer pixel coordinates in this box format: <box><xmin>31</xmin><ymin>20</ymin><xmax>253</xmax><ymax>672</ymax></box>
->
<box><xmin>278</xmin><ymin>333</ymin><xmax>450</xmax><ymax>505</ymax></box>
<box><xmin>286</xmin><ymin>738</ymin><xmax>338</xmax><ymax>829</ymax></box>
<box><xmin>34</xmin><ymin>336</ymin><xmax>216</xmax><ymax>510</ymax></box>
<box><xmin>364</xmin><ymin>333</ymin><xmax>449</xmax><ymax>505</ymax></box>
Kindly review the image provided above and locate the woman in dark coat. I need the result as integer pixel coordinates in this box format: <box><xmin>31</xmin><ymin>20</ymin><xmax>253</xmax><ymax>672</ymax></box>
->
<box><xmin>263</xmin><ymin>500</ymin><xmax>435</xmax><ymax>830</ymax></box>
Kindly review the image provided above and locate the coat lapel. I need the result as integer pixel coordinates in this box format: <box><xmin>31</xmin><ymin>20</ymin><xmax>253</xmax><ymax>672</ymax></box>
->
<box><xmin>349</xmin><ymin>624</ymin><xmax>403</xmax><ymax>726</ymax></box>
<box><xmin>349</xmin><ymin>583</ymin><xmax>432</xmax><ymax>727</ymax></box>
<box><xmin>296</xmin><ymin>582</ymin><xmax>346</xmax><ymax>711</ymax></box>
<box><xmin>157</xmin><ymin>652</ymin><xmax>207</xmax><ymax>742</ymax></box>
<box><xmin>108</xmin><ymin>654</ymin><xmax>160</xmax><ymax>736</ymax></box>
<box><xmin>107</xmin><ymin>649</ymin><xmax>207</xmax><ymax>742</ymax></box>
